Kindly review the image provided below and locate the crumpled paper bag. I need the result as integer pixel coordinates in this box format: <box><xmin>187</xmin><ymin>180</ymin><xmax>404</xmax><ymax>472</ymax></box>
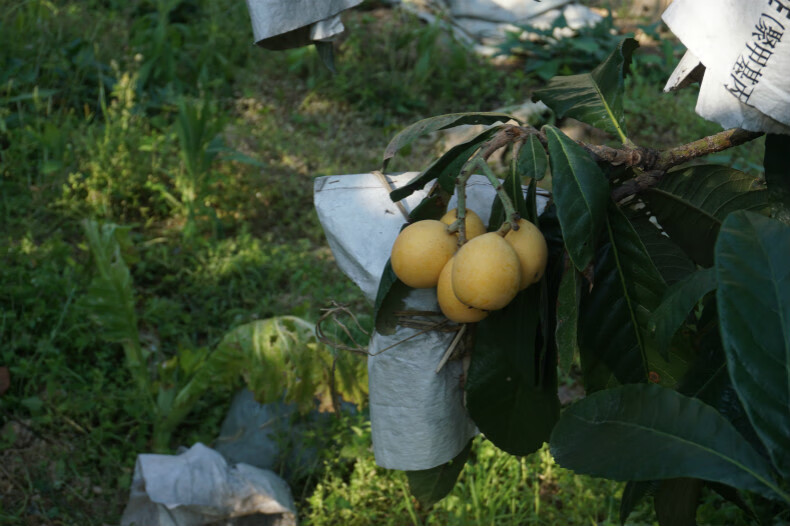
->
<box><xmin>245</xmin><ymin>0</ymin><xmax>362</xmax><ymax>50</ymax></box>
<box><xmin>663</xmin><ymin>0</ymin><xmax>790</xmax><ymax>134</ymax></box>
<box><xmin>314</xmin><ymin>172</ymin><xmax>547</xmax><ymax>470</ymax></box>
<box><xmin>120</xmin><ymin>443</ymin><xmax>296</xmax><ymax>526</ymax></box>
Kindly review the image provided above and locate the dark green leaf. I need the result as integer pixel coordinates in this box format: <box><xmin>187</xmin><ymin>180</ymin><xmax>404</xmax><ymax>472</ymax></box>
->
<box><xmin>556</xmin><ymin>265</ymin><xmax>581</xmax><ymax>372</ymax></box>
<box><xmin>406</xmin><ymin>439</ymin><xmax>472</xmax><ymax>509</ymax></box>
<box><xmin>676</xmin><ymin>301</ymin><xmax>769</xmax><ymax>459</ymax></box>
<box><xmin>544</xmin><ymin>125</ymin><xmax>609</xmax><ymax>272</ymax></box>
<box><xmin>578</xmin><ymin>204</ymin><xmax>688</xmax><ymax>391</ymax></box>
<box><xmin>466</xmin><ymin>287</ymin><xmax>560</xmax><ymax>456</ymax></box>
<box><xmin>408</xmin><ymin>185</ymin><xmax>451</xmax><ymax>222</ymax></box>
<box><xmin>649</xmin><ymin>268</ymin><xmax>716</xmax><ymax>358</ymax></box>
<box><xmin>373</xmin><ymin>260</ymin><xmax>410</xmax><ymax>336</ymax></box>
<box><xmin>654</xmin><ymin>478</ymin><xmax>702</xmax><ymax>526</ymax></box>
<box><xmin>704</xmin><ymin>482</ymin><xmax>760</xmax><ymax>523</ymax></box>
<box><xmin>620</xmin><ymin>480</ymin><xmax>656</xmax><ymax>525</ymax></box>
<box><xmin>82</xmin><ymin>220</ymin><xmax>149</xmax><ymax>396</ymax></box>
<box><xmin>533</xmin><ymin>38</ymin><xmax>639</xmax><ymax>142</ymax></box>
<box><xmin>489</xmin><ymin>158</ymin><xmax>529</xmax><ymax>230</ymax></box>
<box><xmin>643</xmin><ymin>165</ymin><xmax>769</xmax><ymax>267</ymax></box>
<box><xmin>390</xmin><ymin>127</ymin><xmax>501</xmax><ymax>202</ymax></box>
<box><xmin>627</xmin><ymin>209</ymin><xmax>696</xmax><ymax>285</ymax></box>
<box><xmin>716</xmin><ymin>211</ymin><xmax>790</xmax><ymax>480</ymax></box>
<box><xmin>314</xmin><ymin>41</ymin><xmax>336</xmax><ymax>74</ymax></box>
<box><xmin>550</xmin><ymin>384</ymin><xmax>786</xmax><ymax>502</ymax></box>
<box><xmin>382</xmin><ymin>113</ymin><xmax>514</xmax><ymax>169</ymax></box>
<box><xmin>764</xmin><ymin>134</ymin><xmax>790</xmax><ymax>224</ymax></box>
<box><xmin>526</xmin><ymin>178</ymin><xmax>539</xmax><ymax>225</ymax></box>
<box><xmin>517</xmin><ymin>135</ymin><xmax>548</xmax><ymax>181</ymax></box>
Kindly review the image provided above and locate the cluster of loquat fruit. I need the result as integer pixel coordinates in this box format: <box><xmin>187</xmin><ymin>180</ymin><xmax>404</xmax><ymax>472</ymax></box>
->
<box><xmin>390</xmin><ymin>208</ymin><xmax>548</xmax><ymax>323</ymax></box>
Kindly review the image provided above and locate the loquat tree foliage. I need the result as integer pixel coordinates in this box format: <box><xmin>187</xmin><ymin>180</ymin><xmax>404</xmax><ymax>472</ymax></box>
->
<box><xmin>373</xmin><ymin>39</ymin><xmax>790</xmax><ymax>524</ymax></box>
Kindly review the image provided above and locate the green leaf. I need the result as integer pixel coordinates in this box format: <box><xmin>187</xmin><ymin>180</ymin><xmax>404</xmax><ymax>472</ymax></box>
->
<box><xmin>382</xmin><ymin>112</ymin><xmax>514</xmax><ymax>169</ymax></box>
<box><xmin>628</xmin><ymin>211</ymin><xmax>696</xmax><ymax>285</ymax></box>
<box><xmin>198</xmin><ymin>316</ymin><xmax>368</xmax><ymax>412</ymax></box>
<box><xmin>704</xmin><ymin>482</ymin><xmax>760</xmax><ymax>523</ymax></box>
<box><xmin>82</xmin><ymin>220</ymin><xmax>148</xmax><ymax>395</ymax></box>
<box><xmin>716</xmin><ymin>211</ymin><xmax>790</xmax><ymax>480</ymax></box>
<box><xmin>654</xmin><ymin>478</ymin><xmax>702</xmax><ymax>526</ymax></box>
<box><xmin>532</xmin><ymin>38</ymin><xmax>639</xmax><ymax>143</ymax></box>
<box><xmin>390</xmin><ymin>127</ymin><xmax>501</xmax><ymax>202</ymax></box>
<box><xmin>489</xmin><ymin>158</ymin><xmax>530</xmax><ymax>230</ymax></box>
<box><xmin>517</xmin><ymin>135</ymin><xmax>548</xmax><ymax>181</ymax></box>
<box><xmin>649</xmin><ymin>268</ymin><xmax>717</xmax><ymax>358</ymax></box>
<box><xmin>408</xmin><ymin>185</ymin><xmax>452</xmax><ymax>222</ymax></box>
<box><xmin>544</xmin><ymin>125</ymin><xmax>610</xmax><ymax>272</ymax></box>
<box><xmin>466</xmin><ymin>287</ymin><xmax>560</xmax><ymax>456</ymax></box>
<box><xmin>643</xmin><ymin>165</ymin><xmax>769</xmax><ymax>267</ymax></box>
<box><xmin>526</xmin><ymin>178</ymin><xmax>539</xmax><ymax>225</ymax></box>
<box><xmin>550</xmin><ymin>384</ymin><xmax>787</xmax><ymax>502</ymax></box>
<box><xmin>314</xmin><ymin>41</ymin><xmax>336</xmax><ymax>74</ymax></box>
<box><xmin>556</xmin><ymin>265</ymin><xmax>581</xmax><ymax>373</ymax></box>
<box><xmin>579</xmin><ymin>204</ymin><xmax>683</xmax><ymax>391</ymax></box>
<box><xmin>373</xmin><ymin>259</ymin><xmax>411</xmax><ymax>336</ymax></box>
<box><xmin>620</xmin><ymin>480</ymin><xmax>656</xmax><ymax>525</ymax></box>
<box><xmin>764</xmin><ymin>134</ymin><xmax>790</xmax><ymax>224</ymax></box>
<box><xmin>406</xmin><ymin>439</ymin><xmax>472</xmax><ymax>509</ymax></box>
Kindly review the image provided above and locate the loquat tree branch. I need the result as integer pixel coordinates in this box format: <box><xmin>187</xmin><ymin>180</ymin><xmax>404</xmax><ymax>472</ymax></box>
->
<box><xmin>478</xmin><ymin>124</ymin><xmax>763</xmax><ymax>202</ymax></box>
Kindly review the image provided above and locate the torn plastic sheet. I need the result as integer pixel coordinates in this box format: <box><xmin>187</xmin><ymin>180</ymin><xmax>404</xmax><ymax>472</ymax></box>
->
<box><xmin>663</xmin><ymin>0</ymin><xmax>790</xmax><ymax>134</ymax></box>
<box><xmin>245</xmin><ymin>0</ymin><xmax>362</xmax><ymax>49</ymax></box>
<box><xmin>314</xmin><ymin>172</ymin><xmax>547</xmax><ymax>470</ymax></box>
<box><xmin>120</xmin><ymin>443</ymin><xmax>296</xmax><ymax>526</ymax></box>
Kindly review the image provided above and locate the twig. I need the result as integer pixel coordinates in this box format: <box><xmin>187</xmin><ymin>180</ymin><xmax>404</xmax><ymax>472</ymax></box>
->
<box><xmin>435</xmin><ymin>324</ymin><xmax>467</xmax><ymax>373</ymax></box>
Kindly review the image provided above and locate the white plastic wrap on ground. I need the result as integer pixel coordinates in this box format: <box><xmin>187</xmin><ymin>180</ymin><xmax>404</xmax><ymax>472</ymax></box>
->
<box><xmin>662</xmin><ymin>0</ymin><xmax>790</xmax><ymax>134</ymax></box>
<box><xmin>120</xmin><ymin>443</ymin><xmax>296</xmax><ymax>526</ymax></box>
<box><xmin>314</xmin><ymin>172</ymin><xmax>547</xmax><ymax>470</ymax></box>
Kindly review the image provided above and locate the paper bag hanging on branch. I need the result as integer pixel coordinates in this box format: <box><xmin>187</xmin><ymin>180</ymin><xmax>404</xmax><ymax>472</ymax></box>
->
<box><xmin>662</xmin><ymin>0</ymin><xmax>790</xmax><ymax>135</ymax></box>
<box><xmin>245</xmin><ymin>0</ymin><xmax>362</xmax><ymax>50</ymax></box>
<box><xmin>313</xmin><ymin>172</ymin><xmax>547</xmax><ymax>471</ymax></box>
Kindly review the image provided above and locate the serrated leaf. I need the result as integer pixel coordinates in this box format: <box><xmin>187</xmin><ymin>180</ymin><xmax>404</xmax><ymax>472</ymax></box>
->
<box><xmin>643</xmin><ymin>165</ymin><xmax>769</xmax><ymax>267</ymax></box>
<box><xmin>517</xmin><ymin>135</ymin><xmax>548</xmax><ymax>181</ymax></box>
<box><xmin>544</xmin><ymin>125</ymin><xmax>609</xmax><ymax>272</ymax></box>
<box><xmin>406</xmin><ymin>439</ymin><xmax>472</xmax><ymax>509</ymax></box>
<box><xmin>654</xmin><ymin>478</ymin><xmax>702</xmax><ymax>526</ymax></box>
<box><xmin>716</xmin><ymin>211</ymin><xmax>790</xmax><ymax>480</ymax></box>
<box><xmin>550</xmin><ymin>384</ymin><xmax>787</xmax><ymax>502</ymax></box>
<box><xmin>764</xmin><ymin>134</ymin><xmax>790</xmax><ymax>224</ymax></box>
<box><xmin>390</xmin><ymin>127</ymin><xmax>501</xmax><ymax>202</ymax></box>
<box><xmin>533</xmin><ymin>38</ymin><xmax>639</xmax><ymax>143</ymax></box>
<box><xmin>382</xmin><ymin>113</ymin><xmax>514</xmax><ymax>169</ymax></box>
<box><xmin>556</xmin><ymin>265</ymin><xmax>581</xmax><ymax>372</ymax></box>
<box><xmin>82</xmin><ymin>220</ymin><xmax>148</xmax><ymax>393</ymax></box>
<box><xmin>466</xmin><ymin>287</ymin><xmax>560</xmax><ymax>456</ymax></box>
<box><xmin>649</xmin><ymin>268</ymin><xmax>717</xmax><ymax>358</ymax></box>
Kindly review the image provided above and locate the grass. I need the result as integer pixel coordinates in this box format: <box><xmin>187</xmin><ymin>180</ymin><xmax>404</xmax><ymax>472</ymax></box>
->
<box><xmin>0</xmin><ymin>0</ymin><xmax>766</xmax><ymax>524</ymax></box>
